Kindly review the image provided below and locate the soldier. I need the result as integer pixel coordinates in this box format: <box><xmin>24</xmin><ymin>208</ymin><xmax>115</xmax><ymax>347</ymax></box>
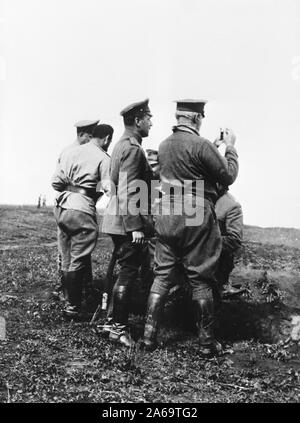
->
<box><xmin>101</xmin><ymin>99</ymin><xmax>153</xmax><ymax>347</ymax></box>
<box><xmin>100</xmin><ymin>148</ymin><xmax>158</xmax><ymax>317</ymax></box>
<box><xmin>53</xmin><ymin>119</ymin><xmax>99</xmax><ymax>300</ymax></box>
<box><xmin>142</xmin><ymin>99</ymin><xmax>239</xmax><ymax>357</ymax></box>
<box><xmin>215</xmin><ymin>185</ymin><xmax>244</xmax><ymax>299</ymax></box>
<box><xmin>51</xmin><ymin>124</ymin><xmax>113</xmax><ymax>320</ymax></box>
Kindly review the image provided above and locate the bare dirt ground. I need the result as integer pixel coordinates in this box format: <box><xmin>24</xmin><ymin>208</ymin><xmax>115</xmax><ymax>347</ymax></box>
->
<box><xmin>0</xmin><ymin>205</ymin><xmax>300</xmax><ymax>403</ymax></box>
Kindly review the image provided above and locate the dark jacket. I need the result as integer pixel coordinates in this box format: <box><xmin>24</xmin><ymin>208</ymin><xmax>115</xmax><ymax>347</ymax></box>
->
<box><xmin>102</xmin><ymin>129</ymin><xmax>153</xmax><ymax>235</ymax></box>
<box><xmin>158</xmin><ymin>125</ymin><xmax>239</xmax><ymax>204</ymax></box>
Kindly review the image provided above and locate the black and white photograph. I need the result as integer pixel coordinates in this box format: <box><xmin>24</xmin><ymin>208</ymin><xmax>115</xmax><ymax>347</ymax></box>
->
<box><xmin>0</xmin><ymin>0</ymin><xmax>300</xmax><ymax>405</ymax></box>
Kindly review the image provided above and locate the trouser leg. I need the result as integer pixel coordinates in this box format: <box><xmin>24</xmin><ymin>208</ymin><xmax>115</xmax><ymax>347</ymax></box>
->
<box><xmin>181</xmin><ymin>204</ymin><xmax>222</xmax><ymax>355</ymax></box>
<box><xmin>55</xmin><ymin>208</ymin><xmax>98</xmax><ymax>318</ymax></box>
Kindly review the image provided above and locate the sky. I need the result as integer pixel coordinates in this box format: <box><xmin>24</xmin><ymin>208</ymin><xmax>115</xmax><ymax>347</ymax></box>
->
<box><xmin>0</xmin><ymin>0</ymin><xmax>300</xmax><ymax>228</ymax></box>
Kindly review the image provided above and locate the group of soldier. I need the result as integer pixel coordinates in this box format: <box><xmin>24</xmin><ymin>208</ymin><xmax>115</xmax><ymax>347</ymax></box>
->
<box><xmin>51</xmin><ymin>98</ymin><xmax>243</xmax><ymax>358</ymax></box>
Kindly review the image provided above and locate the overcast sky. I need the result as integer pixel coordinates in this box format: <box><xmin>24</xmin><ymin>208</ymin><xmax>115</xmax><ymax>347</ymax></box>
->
<box><xmin>1</xmin><ymin>0</ymin><xmax>300</xmax><ymax>228</ymax></box>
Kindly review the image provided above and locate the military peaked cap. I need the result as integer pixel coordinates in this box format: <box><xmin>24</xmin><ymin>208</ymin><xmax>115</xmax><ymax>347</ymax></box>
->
<box><xmin>74</xmin><ymin>119</ymin><xmax>100</xmax><ymax>133</ymax></box>
<box><xmin>120</xmin><ymin>99</ymin><xmax>151</xmax><ymax>118</ymax></box>
<box><xmin>175</xmin><ymin>99</ymin><xmax>207</xmax><ymax>117</ymax></box>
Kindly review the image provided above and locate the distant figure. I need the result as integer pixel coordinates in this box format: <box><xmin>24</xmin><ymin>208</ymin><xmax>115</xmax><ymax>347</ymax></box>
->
<box><xmin>37</xmin><ymin>195</ymin><xmax>42</xmax><ymax>209</ymax></box>
<box><xmin>42</xmin><ymin>195</ymin><xmax>47</xmax><ymax>208</ymax></box>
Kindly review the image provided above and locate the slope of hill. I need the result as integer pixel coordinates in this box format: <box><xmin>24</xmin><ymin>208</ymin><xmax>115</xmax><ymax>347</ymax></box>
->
<box><xmin>244</xmin><ymin>225</ymin><xmax>300</xmax><ymax>249</ymax></box>
<box><xmin>0</xmin><ymin>206</ymin><xmax>299</xmax><ymax>403</ymax></box>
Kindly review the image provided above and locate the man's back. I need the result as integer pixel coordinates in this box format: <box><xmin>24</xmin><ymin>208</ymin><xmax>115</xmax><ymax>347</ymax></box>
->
<box><xmin>159</xmin><ymin>127</ymin><xmax>238</xmax><ymax>203</ymax></box>
<box><xmin>52</xmin><ymin>140</ymin><xmax>110</xmax><ymax>216</ymax></box>
<box><xmin>58</xmin><ymin>142</ymin><xmax>109</xmax><ymax>187</ymax></box>
<box><xmin>159</xmin><ymin>131</ymin><xmax>208</xmax><ymax>181</ymax></box>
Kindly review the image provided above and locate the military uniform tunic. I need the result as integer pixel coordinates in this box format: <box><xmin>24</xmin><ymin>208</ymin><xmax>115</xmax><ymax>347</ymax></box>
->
<box><xmin>102</xmin><ymin>129</ymin><xmax>153</xmax><ymax>235</ymax></box>
<box><xmin>101</xmin><ymin>128</ymin><xmax>153</xmax><ymax>292</ymax></box>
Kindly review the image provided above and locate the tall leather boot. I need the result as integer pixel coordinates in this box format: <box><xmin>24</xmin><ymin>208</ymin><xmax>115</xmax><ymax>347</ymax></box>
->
<box><xmin>108</xmin><ymin>285</ymin><xmax>135</xmax><ymax>348</ymax></box>
<box><xmin>82</xmin><ymin>256</ymin><xmax>93</xmax><ymax>297</ymax></box>
<box><xmin>142</xmin><ymin>292</ymin><xmax>166</xmax><ymax>351</ymax></box>
<box><xmin>193</xmin><ymin>297</ymin><xmax>222</xmax><ymax>357</ymax></box>
<box><xmin>63</xmin><ymin>270</ymin><xmax>84</xmax><ymax>320</ymax></box>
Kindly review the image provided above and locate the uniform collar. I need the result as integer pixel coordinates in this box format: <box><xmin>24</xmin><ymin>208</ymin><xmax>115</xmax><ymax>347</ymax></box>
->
<box><xmin>172</xmin><ymin>124</ymin><xmax>199</xmax><ymax>136</ymax></box>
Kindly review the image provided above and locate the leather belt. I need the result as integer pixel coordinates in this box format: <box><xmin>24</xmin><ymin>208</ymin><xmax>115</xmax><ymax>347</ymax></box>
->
<box><xmin>65</xmin><ymin>185</ymin><xmax>97</xmax><ymax>201</ymax></box>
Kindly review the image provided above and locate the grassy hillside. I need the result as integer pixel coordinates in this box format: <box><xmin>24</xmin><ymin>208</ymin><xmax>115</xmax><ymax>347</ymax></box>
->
<box><xmin>244</xmin><ymin>225</ymin><xmax>300</xmax><ymax>249</ymax></box>
<box><xmin>0</xmin><ymin>206</ymin><xmax>299</xmax><ymax>403</ymax></box>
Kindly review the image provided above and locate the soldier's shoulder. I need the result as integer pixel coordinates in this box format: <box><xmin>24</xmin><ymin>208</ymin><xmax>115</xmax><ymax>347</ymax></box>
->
<box><xmin>111</xmin><ymin>137</ymin><xmax>142</xmax><ymax>159</ymax></box>
<box><xmin>58</xmin><ymin>142</ymin><xmax>80</xmax><ymax>162</ymax></box>
<box><xmin>115</xmin><ymin>136</ymin><xmax>134</xmax><ymax>148</ymax></box>
<box><xmin>60</xmin><ymin>142</ymin><xmax>77</xmax><ymax>155</ymax></box>
<box><xmin>119</xmin><ymin>136</ymin><xmax>143</xmax><ymax>153</ymax></box>
<box><xmin>120</xmin><ymin>136</ymin><xmax>140</xmax><ymax>148</ymax></box>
